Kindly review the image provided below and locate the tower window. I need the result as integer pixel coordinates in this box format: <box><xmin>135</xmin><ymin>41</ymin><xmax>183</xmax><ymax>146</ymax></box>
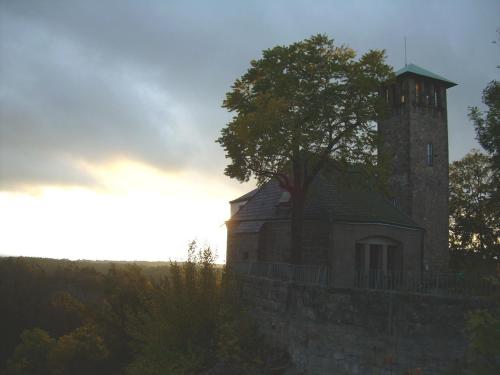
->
<box><xmin>427</xmin><ymin>143</ymin><xmax>434</xmax><ymax>166</ymax></box>
<box><xmin>415</xmin><ymin>82</ymin><xmax>421</xmax><ymax>103</ymax></box>
<box><xmin>434</xmin><ymin>84</ymin><xmax>441</xmax><ymax>107</ymax></box>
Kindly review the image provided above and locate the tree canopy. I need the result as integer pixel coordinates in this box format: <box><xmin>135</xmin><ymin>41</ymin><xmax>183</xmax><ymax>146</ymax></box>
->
<box><xmin>217</xmin><ymin>34</ymin><xmax>393</xmax><ymax>261</ymax></box>
<box><xmin>469</xmin><ymin>80</ymin><xmax>500</xmax><ymax>175</ymax></box>
<box><xmin>455</xmin><ymin>76</ymin><xmax>500</xmax><ymax>271</ymax></box>
<box><xmin>1</xmin><ymin>248</ymin><xmax>289</xmax><ymax>375</ymax></box>
<box><xmin>449</xmin><ymin>150</ymin><xmax>499</xmax><ymax>265</ymax></box>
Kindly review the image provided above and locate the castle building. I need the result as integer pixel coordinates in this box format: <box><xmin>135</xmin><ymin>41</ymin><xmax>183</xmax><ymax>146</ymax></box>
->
<box><xmin>226</xmin><ymin>64</ymin><xmax>456</xmax><ymax>285</ymax></box>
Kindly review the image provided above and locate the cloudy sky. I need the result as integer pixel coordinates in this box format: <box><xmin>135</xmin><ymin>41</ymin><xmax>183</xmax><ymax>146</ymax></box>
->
<box><xmin>0</xmin><ymin>0</ymin><xmax>498</xmax><ymax>261</ymax></box>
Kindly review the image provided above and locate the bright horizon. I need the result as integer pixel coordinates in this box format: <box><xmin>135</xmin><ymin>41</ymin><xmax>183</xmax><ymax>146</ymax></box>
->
<box><xmin>1</xmin><ymin>0</ymin><xmax>498</xmax><ymax>262</ymax></box>
<box><xmin>0</xmin><ymin>159</ymin><xmax>250</xmax><ymax>262</ymax></box>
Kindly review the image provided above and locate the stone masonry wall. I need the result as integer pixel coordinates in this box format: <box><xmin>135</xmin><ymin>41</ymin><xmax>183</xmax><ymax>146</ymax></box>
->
<box><xmin>378</xmin><ymin>76</ymin><xmax>450</xmax><ymax>271</ymax></box>
<box><xmin>227</xmin><ymin>221</ymin><xmax>330</xmax><ymax>265</ymax></box>
<box><xmin>238</xmin><ymin>276</ymin><xmax>492</xmax><ymax>375</ymax></box>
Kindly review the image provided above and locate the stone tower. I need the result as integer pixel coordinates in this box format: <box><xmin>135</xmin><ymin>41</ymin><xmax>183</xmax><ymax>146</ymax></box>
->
<box><xmin>378</xmin><ymin>64</ymin><xmax>457</xmax><ymax>271</ymax></box>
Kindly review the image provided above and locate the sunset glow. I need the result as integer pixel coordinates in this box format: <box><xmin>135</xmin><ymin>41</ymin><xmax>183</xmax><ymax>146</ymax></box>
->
<box><xmin>0</xmin><ymin>160</ymin><xmax>248</xmax><ymax>262</ymax></box>
<box><xmin>1</xmin><ymin>0</ymin><xmax>497</xmax><ymax>263</ymax></box>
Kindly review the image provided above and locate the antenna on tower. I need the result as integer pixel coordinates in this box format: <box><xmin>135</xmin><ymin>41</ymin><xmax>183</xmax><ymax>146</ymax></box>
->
<box><xmin>404</xmin><ymin>36</ymin><xmax>407</xmax><ymax>67</ymax></box>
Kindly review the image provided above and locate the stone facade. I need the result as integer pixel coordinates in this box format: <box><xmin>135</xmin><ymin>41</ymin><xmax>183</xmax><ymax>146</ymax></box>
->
<box><xmin>228</xmin><ymin>221</ymin><xmax>330</xmax><ymax>265</ymax></box>
<box><xmin>238</xmin><ymin>276</ymin><xmax>491</xmax><ymax>375</ymax></box>
<box><xmin>228</xmin><ymin>220</ymin><xmax>423</xmax><ymax>288</ymax></box>
<box><xmin>378</xmin><ymin>73</ymin><xmax>454</xmax><ymax>271</ymax></box>
<box><xmin>331</xmin><ymin>223</ymin><xmax>422</xmax><ymax>288</ymax></box>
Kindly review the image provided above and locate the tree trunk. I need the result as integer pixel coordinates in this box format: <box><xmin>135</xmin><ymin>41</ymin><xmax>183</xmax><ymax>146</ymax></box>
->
<box><xmin>290</xmin><ymin>190</ymin><xmax>305</xmax><ymax>264</ymax></box>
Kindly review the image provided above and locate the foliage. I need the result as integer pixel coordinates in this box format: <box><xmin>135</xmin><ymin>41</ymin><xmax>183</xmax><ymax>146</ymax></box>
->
<box><xmin>125</xmin><ymin>242</ymin><xmax>218</xmax><ymax>374</ymax></box>
<box><xmin>5</xmin><ymin>325</ymin><xmax>109</xmax><ymax>375</ymax></box>
<box><xmin>459</xmin><ymin>51</ymin><xmax>500</xmax><ymax>374</ymax></box>
<box><xmin>465</xmin><ymin>276</ymin><xmax>500</xmax><ymax>374</ymax></box>
<box><xmin>469</xmin><ymin>80</ymin><xmax>500</xmax><ymax>176</ymax></box>
<box><xmin>449</xmin><ymin>150</ymin><xmax>500</xmax><ymax>267</ymax></box>
<box><xmin>126</xmin><ymin>241</ymin><xmax>287</xmax><ymax>374</ymax></box>
<box><xmin>469</xmin><ymin>79</ymin><xmax>500</xmax><ymax>211</ymax></box>
<box><xmin>48</xmin><ymin>325</ymin><xmax>109</xmax><ymax>375</ymax></box>
<box><xmin>217</xmin><ymin>34</ymin><xmax>393</xmax><ymax>262</ymax></box>
<box><xmin>5</xmin><ymin>328</ymin><xmax>56</xmax><ymax>375</ymax></box>
<box><xmin>0</xmin><ymin>246</ymin><xmax>288</xmax><ymax>375</ymax></box>
<box><xmin>93</xmin><ymin>264</ymin><xmax>153</xmax><ymax>373</ymax></box>
<box><xmin>0</xmin><ymin>257</ymin><xmax>101</xmax><ymax>366</ymax></box>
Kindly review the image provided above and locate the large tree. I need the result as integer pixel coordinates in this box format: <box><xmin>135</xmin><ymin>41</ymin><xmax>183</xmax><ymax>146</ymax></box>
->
<box><xmin>449</xmin><ymin>150</ymin><xmax>499</xmax><ymax>263</ymax></box>
<box><xmin>468</xmin><ymin>80</ymin><xmax>500</xmax><ymax>175</ymax></box>
<box><xmin>217</xmin><ymin>34</ymin><xmax>393</xmax><ymax>263</ymax></box>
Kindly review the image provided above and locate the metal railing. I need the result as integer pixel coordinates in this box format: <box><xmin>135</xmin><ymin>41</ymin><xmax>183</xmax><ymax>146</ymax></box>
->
<box><xmin>230</xmin><ymin>261</ymin><xmax>329</xmax><ymax>286</ymax></box>
<box><xmin>354</xmin><ymin>270</ymin><xmax>496</xmax><ymax>296</ymax></box>
<box><xmin>230</xmin><ymin>261</ymin><xmax>497</xmax><ymax>296</ymax></box>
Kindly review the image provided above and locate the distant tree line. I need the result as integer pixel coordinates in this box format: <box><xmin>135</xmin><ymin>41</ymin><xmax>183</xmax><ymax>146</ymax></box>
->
<box><xmin>0</xmin><ymin>242</ymin><xmax>289</xmax><ymax>375</ymax></box>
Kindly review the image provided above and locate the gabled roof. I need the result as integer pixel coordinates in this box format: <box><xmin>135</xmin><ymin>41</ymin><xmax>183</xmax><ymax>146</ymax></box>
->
<box><xmin>395</xmin><ymin>63</ymin><xmax>457</xmax><ymax>88</ymax></box>
<box><xmin>230</xmin><ymin>170</ymin><xmax>420</xmax><ymax>229</ymax></box>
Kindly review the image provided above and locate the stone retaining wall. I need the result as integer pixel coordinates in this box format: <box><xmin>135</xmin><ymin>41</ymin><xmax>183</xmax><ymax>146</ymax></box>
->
<box><xmin>238</xmin><ymin>276</ymin><xmax>493</xmax><ymax>374</ymax></box>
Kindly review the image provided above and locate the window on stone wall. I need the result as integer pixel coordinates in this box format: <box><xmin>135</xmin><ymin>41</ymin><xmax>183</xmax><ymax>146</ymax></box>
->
<box><xmin>369</xmin><ymin>244</ymin><xmax>383</xmax><ymax>271</ymax></box>
<box><xmin>354</xmin><ymin>239</ymin><xmax>402</xmax><ymax>273</ymax></box>
<box><xmin>425</xmin><ymin>83</ymin><xmax>430</xmax><ymax>105</ymax></box>
<box><xmin>427</xmin><ymin>143</ymin><xmax>434</xmax><ymax>166</ymax></box>
<box><xmin>415</xmin><ymin>82</ymin><xmax>421</xmax><ymax>104</ymax></box>
<box><xmin>354</xmin><ymin>238</ymin><xmax>402</xmax><ymax>288</ymax></box>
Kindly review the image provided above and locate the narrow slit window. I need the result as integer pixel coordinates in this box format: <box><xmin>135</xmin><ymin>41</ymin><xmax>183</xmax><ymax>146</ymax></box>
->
<box><xmin>427</xmin><ymin>143</ymin><xmax>434</xmax><ymax>166</ymax></box>
<box><xmin>355</xmin><ymin>243</ymin><xmax>365</xmax><ymax>272</ymax></box>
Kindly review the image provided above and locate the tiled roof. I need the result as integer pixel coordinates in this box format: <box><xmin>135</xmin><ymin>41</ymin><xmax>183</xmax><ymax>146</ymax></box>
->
<box><xmin>231</xmin><ymin>170</ymin><xmax>419</xmax><ymax>229</ymax></box>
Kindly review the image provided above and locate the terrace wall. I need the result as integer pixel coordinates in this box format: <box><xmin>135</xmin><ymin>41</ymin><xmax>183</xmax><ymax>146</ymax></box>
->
<box><xmin>238</xmin><ymin>276</ymin><xmax>494</xmax><ymax>374</ymax></box>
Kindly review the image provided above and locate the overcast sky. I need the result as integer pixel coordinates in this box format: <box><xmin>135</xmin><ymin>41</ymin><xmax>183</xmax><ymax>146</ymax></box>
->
<box><xmin>0</xmin><ymin>0</ymin><xmax>499</xmax><ymax>260</ymax></box>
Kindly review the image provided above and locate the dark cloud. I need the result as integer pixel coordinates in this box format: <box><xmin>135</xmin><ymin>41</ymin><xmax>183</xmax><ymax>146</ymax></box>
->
<box><xmin>1</xmin><ymin>0</ymin><xmax>499</xmax><ymax>190</ymax></box>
